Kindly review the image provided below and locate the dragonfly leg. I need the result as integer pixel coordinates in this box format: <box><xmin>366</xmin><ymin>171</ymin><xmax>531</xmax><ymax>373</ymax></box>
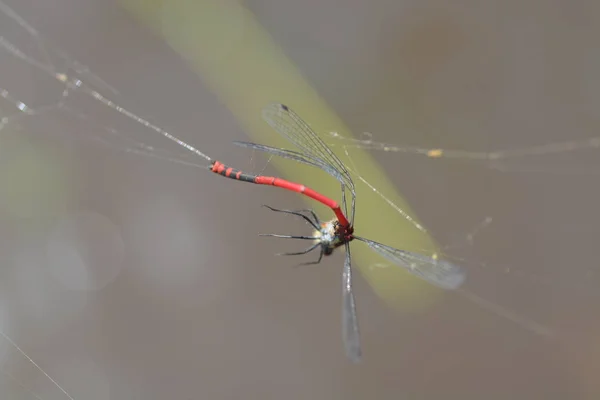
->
<box><xmin>259</xmin><ymin>233</ymin><xmax>318</xmax><ymax>240</ymax></box>
<box><xmin>262</xmin><ymin>205</ymin><xmax>321</xmax><ymax>229</ymax></box>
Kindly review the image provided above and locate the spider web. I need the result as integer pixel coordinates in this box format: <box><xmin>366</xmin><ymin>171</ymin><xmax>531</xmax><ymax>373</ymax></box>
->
<box><xmin>1</xmin><ymin>1</ymin><xmax>599</xmax><ymax>398</ymax></box>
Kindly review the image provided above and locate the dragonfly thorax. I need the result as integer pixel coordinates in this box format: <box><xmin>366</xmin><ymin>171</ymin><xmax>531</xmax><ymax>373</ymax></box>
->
<box><xmin>316</xmin><ymin>219</ymin><xmax>354</xmax><ymax>256</ymax></box>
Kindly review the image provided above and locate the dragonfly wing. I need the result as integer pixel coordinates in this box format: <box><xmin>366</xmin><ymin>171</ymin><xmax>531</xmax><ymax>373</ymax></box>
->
<box><xmin>233</xmin><ymin>141</ymin><xmax>348</xmax><ymax>186</ymax></box>
<box><xmin>261</xmin><ymin>103</ymin><xmax>355</xmax><ymax>193</ymax></box>
<box><xmin>355</xmin><ymin>237</ymin><xmax>466</xmax><ymax>290</ymax></box>
<box><xmin>342</xmin><ymin>243</ymin><xmax>361</xmax><ymax>362</ymax></box>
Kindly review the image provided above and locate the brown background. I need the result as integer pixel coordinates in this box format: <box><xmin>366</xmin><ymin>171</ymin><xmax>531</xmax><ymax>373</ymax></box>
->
<box><xmin>1</xmin><ymin>0</ymin><xmax>599</xmax><ymax>399</ymax></box>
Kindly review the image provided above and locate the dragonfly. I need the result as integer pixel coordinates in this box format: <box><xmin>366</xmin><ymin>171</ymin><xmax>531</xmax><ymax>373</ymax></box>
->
<box><xmin>209</xmin><ymin>103</ymin><xmax>466</xmax><ymax>362</ymax></box>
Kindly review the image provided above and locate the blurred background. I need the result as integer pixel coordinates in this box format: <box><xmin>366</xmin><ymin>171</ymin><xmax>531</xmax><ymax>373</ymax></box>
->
<box><xmin>1</xmin><ymin>0</ymin><xmax>600</xmax><ymax>399</ymax></box>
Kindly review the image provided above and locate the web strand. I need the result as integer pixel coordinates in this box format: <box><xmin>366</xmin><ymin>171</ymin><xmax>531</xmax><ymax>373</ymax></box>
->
<box><xmin>328</xmin><ymin>130</ymin><xmax>600</xmax><ymax>174</ymax></box>
<box><xmin>0</xmin><ymin>0</ymin><xmax>591</xmax><ymax>395</ymax></box>
<box><xmin>0</xmin><ymin>329</ymin><xmax>75</xmax><ymax>400</ymax></box>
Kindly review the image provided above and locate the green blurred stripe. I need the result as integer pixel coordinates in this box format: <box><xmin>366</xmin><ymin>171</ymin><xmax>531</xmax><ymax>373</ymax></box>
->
<box><xmin>119</xmin><ymin>0</ymin><xmax>447</xmax><ymax>310</ymax></box>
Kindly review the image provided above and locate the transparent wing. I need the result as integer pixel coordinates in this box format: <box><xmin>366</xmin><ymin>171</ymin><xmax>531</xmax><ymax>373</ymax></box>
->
<box><xmin>355</xmin><ymin>237</ymin><xmax>466</xmax><ymax>290</ymax></box>
<box><xmin>342</xmin><ymin>243</ymin><xmax>361</xmax><ymax>363</ymax></box>
<box><xmin>233</xmin><ymin>141</ymin><xmax>348</xmax><ymax>186</ymax></box>
<box><xmin>261</xmin><ymin>103</ymin><xmax>355</xmax><ymax>195</ymax></box>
